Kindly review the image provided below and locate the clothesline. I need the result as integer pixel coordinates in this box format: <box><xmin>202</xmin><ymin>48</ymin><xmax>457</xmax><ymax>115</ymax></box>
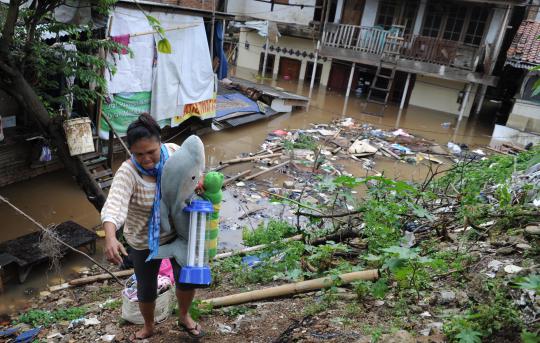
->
<box><xmin>107</xmin><ymin>22</ymin><xmax>200</xmax><ymax>39</ymax></box>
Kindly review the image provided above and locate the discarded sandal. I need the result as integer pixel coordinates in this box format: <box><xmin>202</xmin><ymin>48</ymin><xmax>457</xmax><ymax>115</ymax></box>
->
<box><xmin>178</xmin><ymin>321</ymin><xmax>205</xmax><ymax>339</ymax></box>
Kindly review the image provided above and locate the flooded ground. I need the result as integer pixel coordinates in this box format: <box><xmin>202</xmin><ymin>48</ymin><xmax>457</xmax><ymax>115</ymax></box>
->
<box><xmin>0</xmin><ymin>68</ymin><xmax>496</xmax><ymax>313</ymax></box>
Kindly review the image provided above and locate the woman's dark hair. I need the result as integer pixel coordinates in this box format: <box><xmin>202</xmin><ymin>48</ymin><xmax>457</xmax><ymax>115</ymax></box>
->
<box><xmin>126</xmin><ymin>113</ymin><xmax>161</xmax><ymax>148</ymax></box>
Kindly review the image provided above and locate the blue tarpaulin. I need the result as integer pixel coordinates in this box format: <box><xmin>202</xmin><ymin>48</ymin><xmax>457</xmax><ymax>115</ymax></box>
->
<box><xmin>216</xmin><ymin>93</ymin><xmax>260</xmax><ymax>118</ymax></box>
<box><xmin>214</xmin><ymin>21</ymin><xmax>228</xmax><ymax>80</ymax></box>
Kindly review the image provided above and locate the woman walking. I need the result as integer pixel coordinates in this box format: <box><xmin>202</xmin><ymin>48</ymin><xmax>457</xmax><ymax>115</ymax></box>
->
<box><xmin>101</xmin><ymin>113</ymin><xmax>204</xmax><ymax>340</ymax></box>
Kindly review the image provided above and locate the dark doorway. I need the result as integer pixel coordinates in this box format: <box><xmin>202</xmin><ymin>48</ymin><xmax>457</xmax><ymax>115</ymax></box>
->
<box><xmin>327</xmin><ymin>62</ymin><xmax>354</xmax><ymax>92</ymax></box>
<box><xmin>390</xmin><ymin>71</ymin><xmax>415</xmax><ymax>103</ymax></box>
<box><xmin>278</xmin><ymin>57</ymin><xmax>301</xmax><ymax>80</ymax></box>
<box><xmin>258</xmin><ymin>53</ymin><xmax>275</xmax><ymax>75</ymax></box>
<box><xmin>304</xmin><ymin>62</ymin><xmax>323</xmax><ymax>84</ymax></box>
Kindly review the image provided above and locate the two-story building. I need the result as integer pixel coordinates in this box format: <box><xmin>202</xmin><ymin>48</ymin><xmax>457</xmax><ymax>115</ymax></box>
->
<box><xmin>321</xmin><ymin>0</ymin><xmax>533</xmax><ymax>118</ymax></box>
<box><xmin>228</xmin><ymin>0</ymin><xmax>333</xmax><ymax>87</ymax></box>
<box><xmin>232</xmin><ymin>0</ymin><xmax>529</xmax><ymax>119</ymax></box>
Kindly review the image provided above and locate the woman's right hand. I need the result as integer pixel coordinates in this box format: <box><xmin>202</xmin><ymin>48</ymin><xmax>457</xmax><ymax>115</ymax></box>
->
<box><xmin>102</xmin><ymin>221</ymin><xmax>128</xmax><ymax>265</ymax></box>
<box><xmin>105</xmin><ymin>237</ymin><xmax>128</xmax><ymax>265</ymax></box>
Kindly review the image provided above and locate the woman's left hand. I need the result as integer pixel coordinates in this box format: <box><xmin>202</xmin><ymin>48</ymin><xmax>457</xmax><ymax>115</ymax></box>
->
<box><xmin>195</xmin><ymin>180</ymin><xmax>204</xmax><ymax>195</ymax></box>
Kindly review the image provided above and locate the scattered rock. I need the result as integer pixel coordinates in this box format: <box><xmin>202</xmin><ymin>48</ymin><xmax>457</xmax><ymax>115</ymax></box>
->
<box><xmin>236</xmin><ymin>181</ymin><xmax>245</xmax><ymax>187</ymax></box>
<box><xmin>85</xmin><ymin>285</ymin><xmax>100</xmax><ymax>292</ymax></box>
<box><xmin>496</xmin><ymin>246</ymin><xmax>515</xmax><ymax>255</ymax></box>
<box><xmin>487</xmin><ymin>260</ymin><xmax>504</xmax><ymax>272</ymax></box>
<box><xmin>420</xmin><ymin>311</ymin><xmax>432</xmax><ymax>318</ymax></box>
<box><xmin>438</xmin><ymin>290</ymin><xmax>456</xmax><ymax>305</ymax></box>
<box><xmin>374</xmin><ymin>300</ymin><xmax>385</xmax><ymax>307</ymax></box>
<box><xmin>517</xmin><ymin>243</ymin><xmax>532</xmax><ymax>250</ymax></box>
<box><xmin>379</xmin><ymin>330</ymin><xmax>415</xmax><ymax>343</ymax></box>
<box><xmin>283</xmin><ymin>180</ymin><xmax>295</xmax><ymax>189</ymax></box>
<box><xmin>504</xmin><ymin>265</ymin><xmax>523</xmax><ymax>274</ymax></box>
<box><xmin>525</xmin><ymin>225</ymin><xmax>540</xmax><ymax>236</ymax></box>
<box><xmin>455</xmin><ymin>290</ymin><xmax>469</xmax><ymax>306</ymax></box>
<box><xmin>39</xmin><ymin>291</ymin><xmax>51</xmax><ymax>298</ymax></box>
<box><xmin>104</xmin><ymin>323</ymin><xmax>118</xmax><ymax>335</ymax></box>
<box><xmin>56</xmin><ymin>297</ymin><xmax>74</xmax><ymax>306</ymax></box>
<box><xmin>100</xmin><ymin>334</ymin><xmax>116</xmax><ymax>342</ymax></box>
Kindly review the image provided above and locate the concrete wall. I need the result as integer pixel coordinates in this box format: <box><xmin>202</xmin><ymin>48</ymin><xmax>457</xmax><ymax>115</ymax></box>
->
<box><xmin>507</xmin><ymin>100</ymin><xmax>540</xmax><ymax>133</ymax></box>
<box><xmin>485</xmin><ymin>7</ymin><xmax>506</xmax><ymax>46</ymax></box>
<box><xmin>360</xmin><ymin>0</ymin><xmax>378</xmax><ymax>27</ymax></box>
<box><xmin>236</xmin><ymin>30</ymin><xmax>333</xmax><ymax>86</ymax></box>
<box><xmin>409</xmin><ymin>76</ymin><xmax>477</xmax><ymax>116</ymax></box>
<box><xmin>227</xmin><ymin>0</ymin><xmax>316</xmax><ymax>26</ymax></box>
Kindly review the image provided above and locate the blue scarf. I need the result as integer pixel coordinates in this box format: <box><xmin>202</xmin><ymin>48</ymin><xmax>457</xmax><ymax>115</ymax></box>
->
<box><xmin>131</xmin><ymin>144</ymin><xmax>169</xmax><ymax>261</ymax></box>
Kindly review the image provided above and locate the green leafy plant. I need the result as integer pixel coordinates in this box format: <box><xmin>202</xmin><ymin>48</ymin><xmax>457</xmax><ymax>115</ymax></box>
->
<box><xmin>305</xmin><ymin>242</ymin><xmax>349</xmax><ymax>272</ymax></box>
<box><xmin>521</xmin><ymin>330</ymin><xmax>540</xmax><ymax>343</ymax></box>
<box><xmin>444</xmin><ymin>281</ymin><xmax>523</xmax><ymax>342</ymax></box>
<box><xmin>368</xmin><ymin>246</ymin><xmax>432</xmax><ymax>299</ymax></box>
<box><xmin>242</xmin><ymin>220</ymin><xmax>298</xmax><ymax>247</ymax></box>
<box><xmin>513</xmin><ymin>274</ymin><xmax>540</xmax><ymax>292</ymax></box>
<box><xmin>188</xmin><ymin>300</ymin><xmax>213</xmax><ymax>322</ymax></box>
<box><xmin>455</xmin><ymin>328</ymin><xmax>482</xmax><ymax>343</ymax></box>
<box><xmin>17</xmin><ymin>306</ymin><xmax>87</xmax><ymax>327</ymax></box>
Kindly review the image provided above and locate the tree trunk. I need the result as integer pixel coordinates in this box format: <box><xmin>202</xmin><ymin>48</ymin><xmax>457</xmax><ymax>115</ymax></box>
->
<box><xmin>2</xmin><ymin>62</ymin><xmax>107</xmax><ymax>212</ymax></box>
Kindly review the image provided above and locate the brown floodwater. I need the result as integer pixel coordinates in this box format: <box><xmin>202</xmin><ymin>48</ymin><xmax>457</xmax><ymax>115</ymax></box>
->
<box><xmin>0</xmin><ymin>67</ymin><xmax>494</xmax><ymax>314</ymax></box>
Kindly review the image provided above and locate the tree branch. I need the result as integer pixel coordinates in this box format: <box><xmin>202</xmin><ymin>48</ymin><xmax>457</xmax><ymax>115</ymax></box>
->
<box><xmin>0</xmin><ymin>59</ymin><xmax>17</xmax><ymax>77</ymax></box>
<box><xmin>1</xmin><ymin>0</ymin><xmax>22</xmax><ymax>50</ymax></box>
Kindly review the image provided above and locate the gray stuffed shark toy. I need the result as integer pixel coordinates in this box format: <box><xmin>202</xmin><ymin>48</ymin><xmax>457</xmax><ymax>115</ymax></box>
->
<box><xmin>153</xmin><ymin>135</ymin><xmax>205</xmax><ymax>266</ymax></box>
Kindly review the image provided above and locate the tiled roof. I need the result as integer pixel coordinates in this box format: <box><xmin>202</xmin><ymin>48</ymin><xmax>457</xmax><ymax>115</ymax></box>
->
<box><xmin>506</xmin><ymin>20</ymin><xmax>540</xmax><ymax>69</ymax></box>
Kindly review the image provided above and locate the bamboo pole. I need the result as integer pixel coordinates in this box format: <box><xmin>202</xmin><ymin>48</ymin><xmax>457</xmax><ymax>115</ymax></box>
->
<box><xmin>220</xmin><ymin>153</ymin><xmax>282</xmax><ymax>165</ymax></box>
<box><xmin>243</xmin><ymin>161</ymin><xmax>289</xmax><ymax>181</ymax></box>
<box><xmin>202</xmin><ymin>269</ymin><xmax>379</xmax><ymax>308</ymax></box>
<box><xmin>68</xmin><ymin>269</ymin><xmax>134</xmax><ymax>286</ymax></box>
<box><xmin>222</xmin><ymin>169</ymin><xmax>251</xmax><ymax>187</ymax></box>
<box><xmin>101</xmin><ymin>113</ymin><xmax>131</xmax><ymax>157</ymax></box>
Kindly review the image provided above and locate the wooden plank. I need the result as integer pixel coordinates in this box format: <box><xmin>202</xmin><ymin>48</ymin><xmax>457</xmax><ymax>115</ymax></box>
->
<box><xmin>91</xmin><ymin>169</ymin><xmax>113</xmax><ymax>179</ymax></box>
<box><xmin>98</xmin><ymin>178</ymin><xmax>114</xmax><ymax>189</ymax></box>
<box><xmin>223</xmin><ymin>169</ymin><xmax>251</xmax><ymax>187</ymax></box>
<box><xmin>83</xmin><ymin>156</ymin><xmax>108</xmax><ymax>167</ymax></box>
<box><xmin>244</xmin><ymin>161</ymin><xmax>289</xmax><ymax>181</ymax></box>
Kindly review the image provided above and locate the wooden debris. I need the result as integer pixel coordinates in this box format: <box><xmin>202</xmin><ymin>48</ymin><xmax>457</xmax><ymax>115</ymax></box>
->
<box><xmin>68</xmin><ymin>269</ymin><xmax>134</xmax><ymax>287</ymax></box>
<box><xmin>416</xmin><ymin>152</ymin><xmax>444</xmax><ymax>164</ymax></box>
<box><xmin>223</xmin><ymin>170</ymin><xmax>251</xmax><ymax>187</ymax></box>
<box><xmin>214</xmin><ymin>235</ymin><xmax>304</xmax><ymax>260</ymax></box>
<box><xmin>220</xmin><ymin>153</ymin><xmax>282</xmax><ymax>165</ymax></box>
<box><xmin>243</xmin><ymin>161</ymin><xmax>289</xmax><ymax>181</ymax></box>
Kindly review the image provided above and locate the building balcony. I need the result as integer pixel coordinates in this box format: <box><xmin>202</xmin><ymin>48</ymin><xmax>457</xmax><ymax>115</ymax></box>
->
<box><xmin>320</xmin><ymin>23</ymin><xmax>496</xmax><ymax>86</ymax></box>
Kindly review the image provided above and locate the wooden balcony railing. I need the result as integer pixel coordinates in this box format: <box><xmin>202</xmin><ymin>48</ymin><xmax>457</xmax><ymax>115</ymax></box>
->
<box><xmin>400</xmin><ymin>35</ymin><xmax>479</xmax><ymax>71</ymax></box>
<box><xmin>322</xmin><ymin>24</ymin><xmax>481</xmax><ymax>71</ymax></box>
<box><xmin>322</xmin><ymin>23</ymin><xmax>395</xmax><ymax>56</ymax></box>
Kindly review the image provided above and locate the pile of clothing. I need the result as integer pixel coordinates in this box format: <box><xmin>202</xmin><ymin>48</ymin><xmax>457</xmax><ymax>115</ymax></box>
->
<box><xmin>123</xmin><ymin>274</ymin><xmax>172</xmax><ymax>302</ymax></box>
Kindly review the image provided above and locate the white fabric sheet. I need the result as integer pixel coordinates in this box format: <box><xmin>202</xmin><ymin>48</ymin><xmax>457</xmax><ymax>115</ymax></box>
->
<box><xmin>150</xmin><ymin>13</ymin><xmax>214</xmax><ymax>121</ymax></box>
<box><xmin>106</xmin><ymin>8</ymin><xmax>154</xmax><ymax>94</ymax></box>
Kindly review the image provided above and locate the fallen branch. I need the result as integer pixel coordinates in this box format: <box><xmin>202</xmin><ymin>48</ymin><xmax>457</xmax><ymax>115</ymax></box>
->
<box><xmin>243</xmin><ymin>161</ymin><xmax>289</xmax><ymax>181</ymax></box>
<box><xmin>220</xmin><ymin>153</ymin><xmax>282</xmax><ymax>165</ymax></box>
<box><xmin>209</xmin><ymin>163</ymin><xmax>229</xmax><ymax>172</ymax></box>
<box><xmin>214</xmin><ymin>234</ymin><xmax>304</xmax><ymax>260</ymax></box>
<box><xmin>252</xmin><ymin>145</ymin><xmax>283</xmax><ymax>156</ymax></box>
<box><xmin>296</xmin><ymin>209</ymin><xmax>363</xmax><ymax>219</ymax></box>
<box><xmin>222</xmin><ymin>169</ymin><xmax>251</xmax><ymax>187</ymax></box>
<box><xmin>0</xmin><ymin>195</ymin><xmax>123</xmax><ymax>286</ymax></box>
<box><xmin>202</xmin><ymin>269</ymin><xmax>379</xmax><ymax>308</ymax></box>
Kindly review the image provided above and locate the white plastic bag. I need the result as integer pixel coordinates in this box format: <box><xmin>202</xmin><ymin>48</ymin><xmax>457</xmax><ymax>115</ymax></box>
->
<box><xmin>121</xmin><ymin>277</ymin><xmax>175</xmax><ymax>324</ymax></box>
<box><xmin>39</xmin><ymin>145</ymin><xmax>52</xmax><ymax>162</ymax></box>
